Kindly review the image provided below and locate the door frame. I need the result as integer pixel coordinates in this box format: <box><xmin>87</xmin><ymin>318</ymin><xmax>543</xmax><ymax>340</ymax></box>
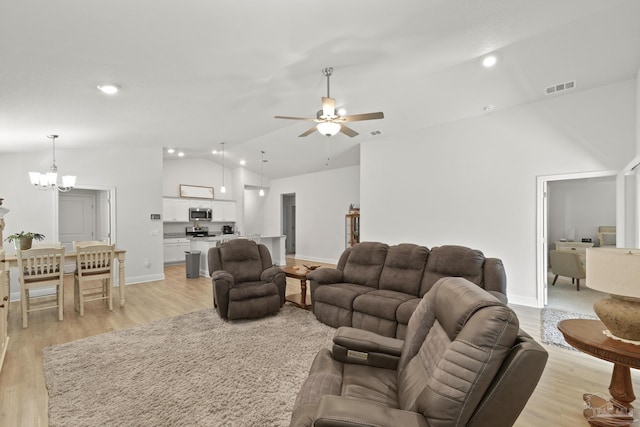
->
<box><xmin>536</xmin><ymin>170</ymin><xmax>617</xmax><ymax>308</ymax></box>
<box><xmin>52</xmin><ymin>184</ymin><xmax>117</xmax><ymax>247</ymax></box>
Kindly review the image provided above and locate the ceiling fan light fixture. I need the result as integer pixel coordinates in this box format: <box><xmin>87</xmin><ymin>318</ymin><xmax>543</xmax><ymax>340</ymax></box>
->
<box><xmin>317</xmin><ymin>122</ymin><xmax>341</xmax><ymax>137</ymax></box>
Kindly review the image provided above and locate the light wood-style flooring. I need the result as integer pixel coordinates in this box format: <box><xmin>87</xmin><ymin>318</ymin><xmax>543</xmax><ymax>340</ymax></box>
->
<box><xmin>0</xmin><ymin>260</ymin><xmax>638</xmax><ymax>426</ymax></box>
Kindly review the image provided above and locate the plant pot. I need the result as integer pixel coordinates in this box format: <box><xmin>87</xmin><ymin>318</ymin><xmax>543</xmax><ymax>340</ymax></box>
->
<box><xmin>15</xmin><ymin>237</ymin><xmax>33</xmax><ymax>250</ymax></box>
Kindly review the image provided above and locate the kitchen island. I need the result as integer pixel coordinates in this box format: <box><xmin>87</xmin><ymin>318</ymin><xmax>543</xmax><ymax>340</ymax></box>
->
<box><xmin>190</xmin><ymin>235</ymin><xmax>287</xmax><ymax>277</ymax></box>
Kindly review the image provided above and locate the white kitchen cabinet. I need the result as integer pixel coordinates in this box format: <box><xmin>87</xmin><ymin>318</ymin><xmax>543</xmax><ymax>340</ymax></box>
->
<box><xmin>212</xmin><ymin>200</ymin><xmax>237</xmax><ymax>222</ymax></box>
<box><xmin>162</xmin><ymin>198</ymin><xmax>190</xmax><ymax>222</ymax></box>
<box><xmin>189</xmin><ymin>199</ymin><xmax>213</xmax><ymax>209</ymax></box>
<box><xmin>222</xmin><ymin>201</ymin><xmax>237</xmax><ymax>222</ymax></box>
<box><xmin>163</xmin><ymin>238</ymin><xmax>191</xmax><ymax>263</ymax></box>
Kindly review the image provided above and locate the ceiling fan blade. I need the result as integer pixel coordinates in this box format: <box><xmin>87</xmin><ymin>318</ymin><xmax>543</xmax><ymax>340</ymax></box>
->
<box><xmin>298</xmin><ymin>127</ymin><xmax>318</xmax><ymax>137</ymax></box>
<box><xmin>321</xmin><ymin>97</ymin><xmax>336</xmax><ymax>117</ymax></box>
<box><xmin>339</xmin><ymin>125</ymin><xmax>359</xmax><ymax>138</ymax></box>
<box><xmin>342</xmin><ymin>112</ymin><xmax>384</xmax><ymax>122</ymax></box>
<box><xmin>274</xmin><ymin>115</ymin><xmax>316</xmax><ymax>121</ymax></box>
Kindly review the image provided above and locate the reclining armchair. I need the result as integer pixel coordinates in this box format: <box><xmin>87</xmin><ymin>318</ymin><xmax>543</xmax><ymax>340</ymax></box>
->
<box><xmin>290</xmin><ymin>277</ymin><xmax>548</xmax><ymax>427</ymax></box>
<box><xmin>208</xmin><ymin>239</ymin><xmax>286</xmax><ymax>320</ymax></box>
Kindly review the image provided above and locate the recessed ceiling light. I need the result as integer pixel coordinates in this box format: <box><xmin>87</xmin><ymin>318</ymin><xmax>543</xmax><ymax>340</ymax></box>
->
<box><xmin>211</xmin><ymin>150</ymin><xmax>218</xmax><ymax>155</ymax></box>
<box><xmin>483</xmin><ymin>104</ymin><xmax>495</xmax><ymax>112</ymax></box>
<box><xmin>167</xmin><ymin>148</ymin><xmax>175</xmax><ymax>154</ymax></box>
<box><xmin>178</xmin><ymin>152</ymin><xmax>185</xmax><ymax>157</ymax></box>
<box><xmin>97</xmin><ymin>84</ymin><xmax>120</xmax><ymax>95</ymax></box>
<box><xmin>482</xmin><ymin>55</ymin><xmax>497</xmax><ymax>68</ymax></box>
<box><xmin>239</xmin><ymin>160</ymin><xmax>246</xmax><ymax>166</ymax></box>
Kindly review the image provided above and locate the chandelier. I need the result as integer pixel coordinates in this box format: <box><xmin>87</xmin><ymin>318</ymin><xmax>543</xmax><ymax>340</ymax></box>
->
<box><xmin>28</xmin><ymin>135</ymin><xmax>76</xmax><ymax>192</ymax></box>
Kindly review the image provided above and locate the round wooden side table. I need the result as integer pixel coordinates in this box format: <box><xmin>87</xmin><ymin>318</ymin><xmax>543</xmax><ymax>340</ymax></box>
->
<box><xmin>558</xmin><ymin>319</ymin><xmax>640</xmax><ymax>425</ymax></box>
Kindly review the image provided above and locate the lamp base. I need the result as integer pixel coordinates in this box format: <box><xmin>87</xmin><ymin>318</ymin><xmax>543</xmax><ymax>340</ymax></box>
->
<box><xmin>593</xmin><ymin>295</ymin><xmax>640</xmax><ymax>341</ymax></box>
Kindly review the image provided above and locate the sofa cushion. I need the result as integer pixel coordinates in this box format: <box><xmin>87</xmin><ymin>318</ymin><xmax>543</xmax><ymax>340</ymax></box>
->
<box><xmin>228</xmin><ymin>281</ymin><xmax>278</xmax><ymax>301</ymax></box>
<box><xmin>342</xmin><ymin>242</ymin><xmax>389</xmax><ymax>288</ymax></box>
<box><xmin>378</xmin><ymin>244</ymin><xmax>429</xmax><ymax>295</ymax></box>
<box><xmin>315</xmin><ymin>283</ymin><xmax>376</xmax><ymax>310</ymax></box>
<box><xmin>353</xmin><ymin>290</ymin><xmax>416</xmax><ymax>321</ymax></box>
<box><xmin>342</xmin><ymin>363</ymin><xmax>399</xmax><ymax>408</ymax></box>
<box><xmin>396</xmin><ymin>298</ymin><xmax>421</xmax><ymax>325</ymax></box>
<box><xmin>420</xmin><ymin>245</ymin><xmax>485</xmax><ymax>296</ymax></box>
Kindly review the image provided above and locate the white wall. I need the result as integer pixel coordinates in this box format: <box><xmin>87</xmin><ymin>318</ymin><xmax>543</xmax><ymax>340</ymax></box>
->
<box><xmin>263</xmin><ymin>166</ymin><xmax>360</xmax><ymax>263</ymax></box>
<box><xmin>163</xmin><ymin>158</ymin><xmax>233</xmax><ymax>200</ymax></box>
<box><xmin>548</xmin><ymin>177</ymin><xmax>616</xmax><ymax>248</ymax></box>
<box><xmin>361</xmin><ymin>79</ymin><xmax>636</xmax><ymax>307</ymax></box>
<box><xmin>0</xmin><ymin>146</ymin><xmax>164</xmax><ymax>299</ymax></box>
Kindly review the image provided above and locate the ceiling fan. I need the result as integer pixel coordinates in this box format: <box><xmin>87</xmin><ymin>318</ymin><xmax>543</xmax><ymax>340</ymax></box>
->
<box><xmin>275</xmin><ymin>67</ymin><xmax>384</xmax><ymax>138</ymax></box>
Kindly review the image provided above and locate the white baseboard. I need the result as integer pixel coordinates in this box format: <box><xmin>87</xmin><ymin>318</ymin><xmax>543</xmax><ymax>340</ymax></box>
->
<box><xmin>507</xmin><ymin>294</ymin><xmax>542</xmax><ymax>308</ymax></box>
<box><xmin>288</xmin><ymin>254</ymin><xmax>337</xmax><ymax>265</ymax></box>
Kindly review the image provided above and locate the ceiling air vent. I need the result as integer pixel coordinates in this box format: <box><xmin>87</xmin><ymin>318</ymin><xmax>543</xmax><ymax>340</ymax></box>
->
<box><xmin>545</xmin><ymin>80</ymin><xmax>576</xmax><ymax>95</ymax></box>
<box><xmin>369</xmin><ymin>130</ymin><xmax>382</xmax><ymax>136</ymax></box>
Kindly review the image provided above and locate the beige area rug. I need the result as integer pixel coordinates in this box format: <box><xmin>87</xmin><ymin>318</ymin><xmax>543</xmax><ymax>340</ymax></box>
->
<box><xmin>540</xmin><ymin>307</ymin><xmax>597</xmax><ymax>351</ymax></box>
<box><xmin>43</xmin><ymin>306</ymin><xmax>335</xmax><ymax>427</ymax></box>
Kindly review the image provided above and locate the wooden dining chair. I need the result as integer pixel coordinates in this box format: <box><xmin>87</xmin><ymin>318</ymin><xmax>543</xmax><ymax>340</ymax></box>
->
<box><xmin>73</xmin><ymin>243</ymin><xmax>115</xmax><ymax>316</ymax></box>
<box><xmin>17</xmin><ymin>246</ymin><xmax>65</xmax><ymax>328</ymax></box>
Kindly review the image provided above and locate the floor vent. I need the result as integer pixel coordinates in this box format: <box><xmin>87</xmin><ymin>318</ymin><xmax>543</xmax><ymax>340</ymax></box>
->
<box><xmin>369</xmin><ymin>130</ymin><xmax>382</xmax><ymax>136</ymax></box>
<box><xmin>546</xmin><ymin>80</ymin><xmax>576</xmax><ymax>95</ymax></box>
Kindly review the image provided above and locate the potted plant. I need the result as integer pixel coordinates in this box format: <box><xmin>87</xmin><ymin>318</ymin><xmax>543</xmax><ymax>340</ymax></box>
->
<box><xmin>5</xmin><ymin>231</ymin><xmax>46</xmax><ymax>250</ymax></box>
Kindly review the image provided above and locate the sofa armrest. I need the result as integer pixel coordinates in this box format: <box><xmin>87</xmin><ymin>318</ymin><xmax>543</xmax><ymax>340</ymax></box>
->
<box><xmin>332</xmin><ymin>327</ymin><xmax>403</xmax><ymax>370</ymax></box>
<box><xmin>261</xmin><ymin>266</ymin><xmax>284</xmax><ymax>283</ymax></box>
<box><xmin>314</xmin><ymin>395</ymin><xmax>429</xmax><ymax>427</ymax></box>
<box><xmin>212</xmin><ymin>270</ymin><xmax>234</xmax><ymax>285</ymax></box>
<box><xmin>307</xmin><ymin>268</ymin><xmax>343</xmax><ymax>284</ymax></box>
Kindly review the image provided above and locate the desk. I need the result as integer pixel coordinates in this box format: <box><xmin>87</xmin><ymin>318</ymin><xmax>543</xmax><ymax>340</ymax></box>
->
<box><xmin>558</xmin><ymin>319</ymin><xmax>640</xmax><ymax>423</ymax></box>
<box><xmin>5</xmin><ymin>249</ymin><xmax>126</xmax><ymax>307</ymax></box>
<box><xmin>281</xmin><ymin>266</ymin><xmax>311</xmax><ymax>309</ymax></box>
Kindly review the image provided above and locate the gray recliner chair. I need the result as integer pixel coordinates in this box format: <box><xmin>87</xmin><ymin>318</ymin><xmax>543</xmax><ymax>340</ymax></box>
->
<box><xmin>290</xmin><ymin>277</ymin><xmax>548</xmax><ymax>427</ymax></box>
<box><xmin>207</xmin><ymin>239</ymin><xmax>286</xmax><ymax>320</ymax></box>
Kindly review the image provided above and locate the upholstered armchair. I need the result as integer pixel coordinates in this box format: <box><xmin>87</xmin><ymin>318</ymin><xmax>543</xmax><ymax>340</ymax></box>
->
<box><xmin>290</xmin><ymin>277</ymin><xmax>548</xmax><ymax>427</ymax></box>
<box><xmin>207</xmin><ymin>239</ymin><xmax>286</xmax><ymax>320</ymax></box>
<box><xmin>549</xmin><ymin>249</ymin><xmax>586</xmax><ymax>291</ymax></box>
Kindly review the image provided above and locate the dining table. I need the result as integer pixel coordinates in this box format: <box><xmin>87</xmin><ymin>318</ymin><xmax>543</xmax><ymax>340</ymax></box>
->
<box><xmin>4</xmin><ymin>249</ymin><xmax>127</xmax><ymax>307</ymax></box>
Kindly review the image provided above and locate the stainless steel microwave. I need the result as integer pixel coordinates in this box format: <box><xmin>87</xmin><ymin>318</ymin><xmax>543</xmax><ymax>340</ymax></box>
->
<box><xmin>189</xmin><ymin>208</ymin><xmax>212</xmax><ymax>221</ymax></box>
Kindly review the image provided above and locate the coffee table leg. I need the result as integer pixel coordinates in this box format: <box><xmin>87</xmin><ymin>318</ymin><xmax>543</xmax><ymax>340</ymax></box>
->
<box><xmin>300</xmin><ymin>278</ymin><xmax>307</xmax><ymax>308</ymax></box>
<box><xmin>609</xmin><ymin>364</ymin><xmax>635</xmax><ymax>409</ymax></box>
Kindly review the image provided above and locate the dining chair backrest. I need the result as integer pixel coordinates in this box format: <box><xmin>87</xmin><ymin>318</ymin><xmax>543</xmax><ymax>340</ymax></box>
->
<box><xmin>72</xmin><ymin>240</ymin><xmax>109</xmax><ymax>251</ymax></box>
<box><xmin>75</xmin><ymin>244</ymin><xmax>115</xmax><ymax>277</ymax></box>
<box><xmin>17</xmin><ymin>247</ymin><xmax>65</xmax><ymax>284</ymax></box>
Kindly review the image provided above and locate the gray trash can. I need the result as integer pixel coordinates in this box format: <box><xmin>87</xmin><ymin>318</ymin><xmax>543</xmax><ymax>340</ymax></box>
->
<box><xmin>185</xmin><ymin>250</ymin><xmax>201</xmax><ymax>278</ymax></box>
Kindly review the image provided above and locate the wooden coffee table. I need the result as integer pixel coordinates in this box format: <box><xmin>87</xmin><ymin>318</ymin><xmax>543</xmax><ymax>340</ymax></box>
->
<box><xmin>558</xmin><ymin>319</ymin><xmax>640</xmax><ymax>426</ymax></box>
<box><xmin>282</xmin><ymin>266</ymin><xmax>313</xmax><ymax>309</ymax></box>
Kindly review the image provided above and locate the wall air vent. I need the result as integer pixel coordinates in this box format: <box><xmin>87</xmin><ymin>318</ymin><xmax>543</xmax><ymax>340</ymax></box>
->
<box><xmin>369</xmin><ymin>130</ymin><xmax>382</xmax><ymax>136</ymax></box>
<box><xmin>545</xmin><ymin>80</ymin><xmax>576</xmax><ymax>95</ymax></box>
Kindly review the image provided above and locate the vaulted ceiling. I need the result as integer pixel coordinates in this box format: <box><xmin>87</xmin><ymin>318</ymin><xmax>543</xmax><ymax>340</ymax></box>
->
<box><xmin>1</xmin><ymin>0</ymin><xmax>639</xmax><ymax>179</ymax></box>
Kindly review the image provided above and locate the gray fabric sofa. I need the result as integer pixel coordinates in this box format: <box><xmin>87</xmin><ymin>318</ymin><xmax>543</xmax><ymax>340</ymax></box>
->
<box><xmin>308</xmin><ymin>242</ymin><xmax>507</xmax><ymax>339</ymax></box>
<box><xmin>290</xmin><ymin>277</ymin><xmax>548</xmax><ymax>427</ymax></box>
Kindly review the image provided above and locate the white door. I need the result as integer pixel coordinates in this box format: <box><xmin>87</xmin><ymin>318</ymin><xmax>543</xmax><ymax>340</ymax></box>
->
<box><xmin>59</xmin><ymin>191</ymin><xmax>96</xmax><ymax>252</ymax></box>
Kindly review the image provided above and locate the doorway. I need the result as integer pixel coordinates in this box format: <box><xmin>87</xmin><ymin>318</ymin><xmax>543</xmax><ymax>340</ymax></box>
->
<box><xmin>55</xmin><ymin>186</ymin><xmax>115</xmax><ymax>250</ymax></box>
<box><xmin>536</xmin><ymin>171</ymin><xmax>617</xmax><ymax>309</ymax></box>
<box><xmin>282</xmin><ymin>193</ymin><xmax>296</xmax><ymax>254</ymax></box>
